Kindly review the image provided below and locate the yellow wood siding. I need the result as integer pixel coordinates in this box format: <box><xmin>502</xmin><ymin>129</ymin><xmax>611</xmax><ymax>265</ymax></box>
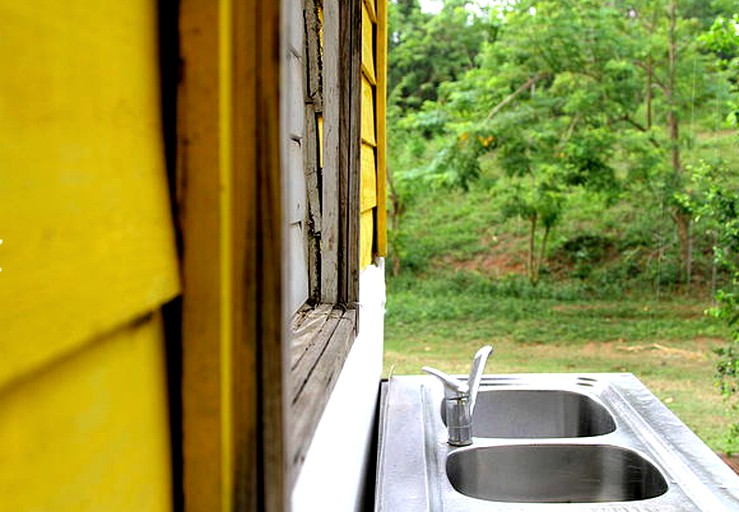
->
<box><xmin>0</xmin><ymin>314</ymin><xmax>173</xmax><ymax>512</ymax></box>
<box><xmin>0</xmin><ymin>1</ymin><xmax>180</xmax><ymax>509</ymax></box>
<box><xmin>318</xmin><ymin>114</ymin><xmax>325</xmax><ymax>168</ymax></box>
<box><xmin>361</xmin><ymin>6</ymin><xmax>376</xmax><ymax>84</ymax></box>
<box><xmin>375</xmin><ymin>0</ymin><xmax>388</xmax><ymax>255</ymax></box>
<box><xmin>0</xmin><ymin>1</ymin><xmax>180</xmax><ymax>389</ymax></box>
<box><xmin>361</xmin><ymin>144</ymin><xmax>378</xmax><ymax>210</ymax></box>
<box><xmin>361</xmin><ymin>77</ymin><xmax>377</xmax><ymax>145</ymax></box>
<box><xmin>360</xmin><ymin>0</ymin><xmax>387</xmax><ymax>269</ymax></box>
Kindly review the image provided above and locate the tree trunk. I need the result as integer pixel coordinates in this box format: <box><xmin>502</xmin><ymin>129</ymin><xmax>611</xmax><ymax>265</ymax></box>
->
<box><xmin>673</xmin><ymin>209</ymin><xmax>692</xmax><ymax>287</ymax></box>
<box><xmin>666</xmin><ymin>0</ymin><xmax>692</xmax><ymax>285</ymax></box>
<box><xmin>533</xmin><ymin>223</ymin><xmax>551</xmax><ymax>287</ymax></box>
<box><xmin>711</xmin><ymin>230</ymin><xmax>718</xmax><ymax>303</ymax></box>
<box><xmin>667</xmin><ymin>0</ymin><xmax>680</xmax><ymax>176</ymax></box>
<box><xmin>387</xmin><ymin>165</ymin><xmax>403</xmax><ymax>276</ymax></box>
<box><xmin>687</xmin><ymin>220</ymin><xmax>693</xmax><ymax>292</ymax></box>
<box><xmin>527</xmin><ymin>214</ymin><xmax>538</xmax><ymax>285</ymax></box>
<box><xmin>646</xmin><ymin>57</ymin><xmax>653</xmax><ymax>129</ymax></box>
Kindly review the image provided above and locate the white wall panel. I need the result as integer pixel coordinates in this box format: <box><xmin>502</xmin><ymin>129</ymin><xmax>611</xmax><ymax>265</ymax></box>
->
<box><xmin>292</xmin><ymin>261</ymin><xmax>386</xmax><ymax>511</ymax></box>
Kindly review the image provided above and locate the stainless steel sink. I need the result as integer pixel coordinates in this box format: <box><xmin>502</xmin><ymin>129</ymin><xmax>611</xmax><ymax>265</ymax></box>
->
<box><xmin>446</xmin><ymin>444</ymin><xmax>668</xmax><ymax>503</ymax></box>
<box><xmin>375</xmin><ymin>373</ymin><xmax>739</xmax><ymax>511</ymax></box>
<box><xmin>443</xmin><ymin>389</ymin><xmax>616</xmax><ymax>438</ymax></box>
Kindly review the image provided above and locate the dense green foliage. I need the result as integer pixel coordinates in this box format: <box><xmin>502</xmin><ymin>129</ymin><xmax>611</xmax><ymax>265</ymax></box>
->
<box><xmin>681</xmin><ymin>162</ymin><xmax>739</xmax><ymax>452</ymax></box>
<box><xmin>387</xmin><ymin>0</ymin><xmax>739</xmax><ymax>451</ymax></box>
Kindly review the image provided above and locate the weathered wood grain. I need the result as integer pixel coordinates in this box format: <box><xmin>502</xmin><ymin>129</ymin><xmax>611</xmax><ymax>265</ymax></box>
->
<box><xmin>322</xmin><ymin>0</ymin><xmax>341</xmax><ymax>304</ymax></box>
<box><xmin>375</xmin><ymin>0</ymin><xmax>388</xmax><ymax>256</ymax></box>
<box><xmin>178</xmin><ymin>0</ymin><xmax>285</xmax><ymax>510</ymax></box>
<box><xmin>288</xmin><ymin>308</ymin><xmax>357</xmax><ymax>474</ymax></box>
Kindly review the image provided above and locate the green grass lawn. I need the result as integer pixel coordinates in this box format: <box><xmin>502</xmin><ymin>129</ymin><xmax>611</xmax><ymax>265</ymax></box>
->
<box><xmin>383</xmin><ymin>275</ymin><xmax>734</xmax><ymax>452</ymax></box>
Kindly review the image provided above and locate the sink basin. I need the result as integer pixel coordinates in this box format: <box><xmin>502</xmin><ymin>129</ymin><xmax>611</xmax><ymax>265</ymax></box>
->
<box><xmin>376</xmin><ymin>374</ymin><xmax>739</xmax><ymax>511</ymax></box>
<box><xmin>443</xmin><ymin>389</ymin><xmax>616</xmax><ymax>438</ymax></box>
<box><xmin>446</xmin><ymin>444</ymin><xmax>669</xmax><ymax>503</ymax></box>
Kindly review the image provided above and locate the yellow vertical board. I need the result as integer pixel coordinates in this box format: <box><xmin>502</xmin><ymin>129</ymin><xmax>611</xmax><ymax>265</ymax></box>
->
<box><xmin>375</xmin><ymin>0</ymin><xmax>388</xmax><ymax>255</ymax></box>
<box><xmin>361</xmin><ymin>144</ymin><xmax>378</xmax><ymax>211</ymax></box>
<box><xmin>364</xmin><ymin>0</ymin><xmax>377</xmax><ymax>22</ymax></box>
<box><xmin>361</xmin><ymin>77</ymin><xmax>377</xmax><ymax>146</ymax></box>
<box><xmin>362</xmin><ymin>4</ymin><xmax>376</xmax><ymax>83</ymax></box>
<box><xmin>318</xmin><ymin>3</ymin><xmax>324</xmax><ymax>47</ymax></box>
<box><xmin>360</xmin><ymin>0</ymin><xmax>387</xmax><ymax>267</ymax></box>
<box><xmin>179</xmin><ymin>0</ymin><xmax>285</xmax><ymax>509</ymax></box>
<box><xmin>0</xmin><ymin>314</ymin><xmax>172</xmax><ymax>512</ymax></box>
<box><xmin>318</xmin><ymin>114</ymin><xmax>324</xmax><ymax>168</ymax></box>
<box><xmin>0</xmin><ymin>1</ymin><xmax>180</xmax><ymax>388</ymax></box>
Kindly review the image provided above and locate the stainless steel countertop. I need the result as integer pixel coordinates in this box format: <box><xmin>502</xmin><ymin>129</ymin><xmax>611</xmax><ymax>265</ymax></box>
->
<box><xmin>375</xmin><ymin>373</ymin><xmax>739</xmax><ymax>511</ymax></box>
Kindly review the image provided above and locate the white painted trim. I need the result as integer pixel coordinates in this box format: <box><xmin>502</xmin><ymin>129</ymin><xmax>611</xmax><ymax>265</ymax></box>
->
<box><xmin>292</xmin><ymin>260</ymin><xmax>386</xmax><ymax>511</ymax></box>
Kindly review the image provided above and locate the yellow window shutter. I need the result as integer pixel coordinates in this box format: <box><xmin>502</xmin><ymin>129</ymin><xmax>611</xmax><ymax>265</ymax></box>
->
<box><xmin>359</xmin><ymin>0</ymin><xmax>387</xmax><ymax>269</ymax></box>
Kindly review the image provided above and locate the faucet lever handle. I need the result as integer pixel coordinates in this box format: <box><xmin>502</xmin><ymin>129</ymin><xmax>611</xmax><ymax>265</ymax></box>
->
<box><xmin>468</xmin><ymin>345</ymin><xmax>494</xmax><ymax>412</ymax></box>
<box><xmin>422</xmin><ymin>366</ymin><xmax>469</xmax><ymax>397</ymax></box>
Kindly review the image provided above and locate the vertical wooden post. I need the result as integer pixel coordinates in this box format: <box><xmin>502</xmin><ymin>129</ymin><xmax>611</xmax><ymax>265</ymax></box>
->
<box><xmin>344</xmin><ymin>0</ymin><xmax>362</xmax><ymax>305</ymax></box>
<box><xmin>375</xmin><ymin>0</ymin><xmax>388</xmax><ymax>258</ymax></box>
<box><xmin>178</xmin><ymin>1</ymin><xmax>285</xmax><ymax>510</ymax></box>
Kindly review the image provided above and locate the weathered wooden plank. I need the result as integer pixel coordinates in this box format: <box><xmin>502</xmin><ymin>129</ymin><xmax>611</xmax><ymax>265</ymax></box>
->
<box><xmin>288</xmin><ymin>309</ymin><xmax>357</xmax><ymax>471</ymax></box>
<box><xmin>0</xmin><ymin>0</ymin><xmax>180</xmax><ymax>391</ymax></box>
<box><xmin>305</xmin><ymin>0</ymin><xmax>324</xmax><ymax>107</ymax></box>
<box><xmin>178</xmin><ymin>1</ymin><xmax>230</xmax><ymax>508</ymax></box>
<box><xmin>179</xmin><ymin>0</ymin><xmax>285</xmax><ymax>510</ymax></box>
<box><xmin>376</xmin><ymin>0</ymin><xmax>388</xmax><ymax>256</ymax></box>
<box><xmin>361</xmin><ymin>76</ymin><xmax>377</xmax><ymax>146</ymax></box>
<box><xmin>290</xmin><ymin>303</ymin><xmax>334</xmax><ymax>370</ymax></box>
<box><xmin>346</xmin><ymin>0</ymin><xmax>362</xmax><ymax>305</ymax></box>
<box><xmin>304</xmin><ymin>0</ymin><xmax>324</xmax><ymax>302</ymax></box>
<box><xmin>364</xmin><ymin>0</ymin><xmax>377</xmax><ymax>23</ymax></box>
<box><xmin>322</xmin><ymin>0</ymin><xmax>341</xmax><ymax>303</ymax></box>
<box><xmin>361</xmin><ymin>143</ymin><xmax>378</xmax><ymax>211</ymax></box>
<box><xmin>254</xmin><ymin>2</ymin><xmax>287</xmax><ymax>509</ymax></box>
<box><xmin>0</xmin><ymin>313</ymin><xmax>173</xmax><ymax>512</ymax></box>
<box><xmin>317</xmin><ymin>114</ymin><xmax>324</xmax><ymax>168</ymax></box>
<box><xmin>361</xmin><ymin>3</ymin><xmax>376</xmax><ymax>84</ymax></box>
<box><xmin>303</xmin><ymin>107</ymin><xmax>322</xmax><ymax>300</ymax></box>
<box><xmin>289</xmin><ymin>307</ymin><xmax>343</xmax><ymax>402</ymax></box>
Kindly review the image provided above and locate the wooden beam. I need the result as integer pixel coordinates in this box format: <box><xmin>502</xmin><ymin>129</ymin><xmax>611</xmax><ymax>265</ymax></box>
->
<box><xmin>375</xmin><ymin>0</ymin><xmax>388</xmax><ymax>256</ymax></box>
<box><xmin>178</xmin><ymin>1</ymin><xmax>285</xmax><ymax>510</ymax></box>
<box><xmin>322</xmin><ymin>0</ymin><xmax>341</xmax><ymax>304</ymax></box>
<box><xmin>344</xmin><ymin>0</ymin><xmax>362</xmax><ymax>305</ymax></box>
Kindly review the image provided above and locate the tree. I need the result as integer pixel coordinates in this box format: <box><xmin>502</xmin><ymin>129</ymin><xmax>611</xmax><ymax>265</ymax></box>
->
<box><xmin>624</xmin><ymin>0</ymin><xmax>730</xmax><ymax>287</ymax></box>
<box><xmin>388</xmin><ymin>0</ymin><xmax>496</xmax><ymax>112</ymax></box>
<box><xmin>682</xmin><ymin>161</ymin><xmax>739</xmax><ymax>453</ymax></box>
<box><xmin>421</xmin><ymin>0</ymin><xmax>729</xmax><ymax>286</ymax></box>
<box><xmin>699</xmin><ymin>13</ymin><xmax>739</xmax><ymax>127</ymax></box>
<box><xmin>388</xmin><ymin>0</ymin><xmax>736</xmax><ymax>287</ymax></box>
<box><xmin>386</xmin><ymin>0</ymin><xmax>497</xmax><ymax>273</ymax></box>
<box><xmin>417</xmin><ymin>0</ymin><xmax>630</xmax><ymax>284</ymax></box>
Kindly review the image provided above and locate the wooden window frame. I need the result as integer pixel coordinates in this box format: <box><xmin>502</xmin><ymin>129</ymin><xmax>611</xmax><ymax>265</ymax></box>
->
<box><xmin>178</xmin><ymin>1</ymin><xmax>285</xmax><ymax>510</ymax></box>
<box><xmin>286</xmin><ymin>0</ymin><xmax>363</xmax><ymax>485</ymax></box>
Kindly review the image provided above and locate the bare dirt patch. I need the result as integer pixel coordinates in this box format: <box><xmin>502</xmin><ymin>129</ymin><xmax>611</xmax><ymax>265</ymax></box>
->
<box><xmin>439</xmin><ymin>234</ymin><xmax>527</xmax><ymax>276</ymax></box>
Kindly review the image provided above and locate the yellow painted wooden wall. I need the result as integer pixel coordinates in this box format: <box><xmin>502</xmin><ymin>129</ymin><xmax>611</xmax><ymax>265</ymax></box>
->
<box><xmin>0</xmin><ymin>2</ymin><xmax>180</xmax><ymax>510</ymax></box>
<box><xmin>360</xmin><ymin>0</ymin><xmax>387</xmax><ymax>269</ymax></box>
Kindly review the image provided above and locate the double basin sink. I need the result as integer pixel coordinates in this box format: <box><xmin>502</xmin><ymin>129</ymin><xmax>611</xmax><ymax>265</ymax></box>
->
<box><xmin>375</xmin><ymin>374</ymin><xmax>739</xmax><ymax>510</ymax></box>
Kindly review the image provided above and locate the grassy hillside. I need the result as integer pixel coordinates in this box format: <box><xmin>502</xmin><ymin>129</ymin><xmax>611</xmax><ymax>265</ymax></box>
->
<box><xmin>383</xmin><ymin>130</ymin><xmax>738</xmax><ymax>453</ymax></box>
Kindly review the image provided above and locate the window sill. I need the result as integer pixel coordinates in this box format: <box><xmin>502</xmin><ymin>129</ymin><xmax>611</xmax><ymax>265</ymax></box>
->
<box><xmin>288</xmin><ymin>303</ymin><xmax>358</xmax><ymax>473</ymax></box>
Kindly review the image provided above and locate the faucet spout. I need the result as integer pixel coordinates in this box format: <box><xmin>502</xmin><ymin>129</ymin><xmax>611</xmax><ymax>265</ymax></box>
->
<box><xmin>422</xmin><ymin>345</ymin><xmax>494</xmax><ymax>446</ymax></box>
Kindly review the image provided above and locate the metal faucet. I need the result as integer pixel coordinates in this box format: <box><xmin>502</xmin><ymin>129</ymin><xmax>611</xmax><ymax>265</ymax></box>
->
<box><xmin>422</xmin><ymin>345</ymin><xmax>493</xmax><ymax>446</ymax></box>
